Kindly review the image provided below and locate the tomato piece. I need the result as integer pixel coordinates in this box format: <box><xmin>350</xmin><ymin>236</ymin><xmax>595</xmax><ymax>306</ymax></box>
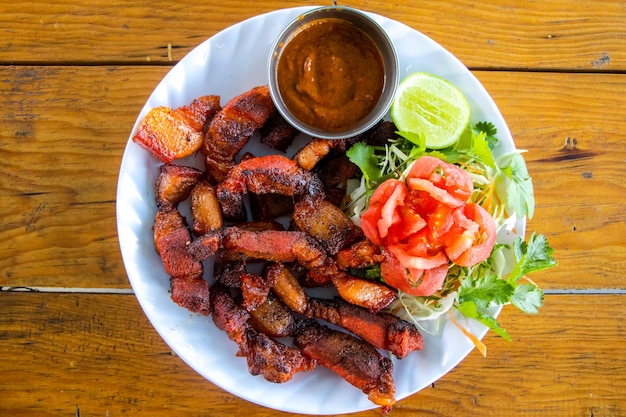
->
<box><xmin>380</xmin><ymin>248</ymin><xmax>449</xmax><ymax>296</ymax></box>
<box><xmin>386</xmin><ymin>205</ymin><xmax>426</xmax><ymax>244</ymax></box>
<box><xmin>378</xmin><ymin>180</ymin><xmax>407</xmax><ymax>239</ymax></box>
<box><xmin>361</xmin><ymin>179</ymin><xmax>404</xmax><ymax>245</ymax></box>
<box><xmin>450</xmin><ymin>203</ymin><xmax>496</xmax><ymax>267</ymax></box>
<box><xmin>407</xmin><ymin>177</ymin><xmax>465</xmax><ymax>207</ymax></box>
<box><xmin>427</xmin><ymin>203</ymin><xmax>454</xmax><ymax>241</ymax></box>
<box><xmin>407</xmin><ymin>155</ymin><xmax>474</xmax><ymax>202</ymax></box>
<box><xmin>360</xmin><ymin>203</ymin><xmax>383</xmax><ymax>245</ymax></box>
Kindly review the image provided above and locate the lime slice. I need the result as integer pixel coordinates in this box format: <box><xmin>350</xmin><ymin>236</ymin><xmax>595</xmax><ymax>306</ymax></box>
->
<box><xmin>390</xmin><ymin>72</ymin><xmax>470</xmax><ymax>149</ymax></box>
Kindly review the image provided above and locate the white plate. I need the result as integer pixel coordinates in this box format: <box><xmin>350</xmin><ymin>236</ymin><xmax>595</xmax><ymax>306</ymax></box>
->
<box><xmin>117</xmin><ymin>6</ymin><xmax>520</xmax><ymax>414</ymax></box>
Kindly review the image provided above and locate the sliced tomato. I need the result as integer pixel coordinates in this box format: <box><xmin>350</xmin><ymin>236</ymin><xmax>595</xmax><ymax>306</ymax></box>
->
<box><xmin>449</xmin><ymin>203</ymin><xmax>496</xmax><ymax>267</ymax></box>
<box><xmin>377</xmin><ymin>180</ymin><xmax>407</xmax><ymax>239</ymax></box>
<box><xmin>388</xmin><ymin>242</ymin><xmax>448</xmax><ymax>270</ymax></box>
<box><xmin>380</xmin><ymin>248</ymin><xmax>449</xmax><ymax>296</ymax></box>
<box><xmin>427</xmin><ymin>202</ymin><xmax>454</xmax><ymax>240</ymax></box>
<box><xmin>360</xmin><ymin>202</ymin><xmax>383</xmax><ymax>245</ymax></box>
<box><xmin>407</xmin><ymin>155</ymin><xmax>474</xmax><ymax>202</ymax></box>
<box><xmin>386</xmin><ymin>205</ymin><xmax>426</xmax><ymax>244</ymax></box>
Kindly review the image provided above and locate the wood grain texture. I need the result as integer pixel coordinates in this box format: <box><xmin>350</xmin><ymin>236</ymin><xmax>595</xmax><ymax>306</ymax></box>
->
<box><xmin>0</xmin><ymin>292</ymin><xmax>623</xmax><ymax>416</ymax></box>
<box><xmin>0</xmin><ymin>0</ymin><xmax>624</xmax><ymax>71</ymax></box>
<box><xmin>1</xmin><ymin>67</ymin><xmax>623</xmax><ymax>289</ymax></box>
<box><xmin>475</xmin><ymin>71</ymin><xmax>626</xmax><ymax>290</ymax></box>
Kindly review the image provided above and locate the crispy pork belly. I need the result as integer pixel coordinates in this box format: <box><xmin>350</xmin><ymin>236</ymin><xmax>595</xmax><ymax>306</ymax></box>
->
<box><xmin>313</xmin><ymin>153</ymin><xmax>360</xmax><ymax>188</ymax></box>
<box><xmin>293</xmin><ymin>195</ymin><xmax>363</xmax><ymax>255</ymax></box>
<box><xmin>153</xmin><ymin>208</ymin><xmax>203</xmax><ymax>280</ymax></box>
<box><xmin>155</xmin><ymin>164</ymin><xmax>203</xmax><ymax>209</ymax></box>
<box><xmin>214</xmin><ymin>262</ymin><xmax>246</xmax><ymax>288</ymax></box>
<box><xmin>190</xmin><ymin>227</ymin><xmax>328</xmax><ymax>269</ymax></box>
<box><xmin>210</xmin><ymin>284</ymin><xmax>315</xmax><ymax>383</ymax></box>
<box><xmin>249</xmin><ymin>193</ymin><xmax>294</xmax><ymax>220</ymax></box>
<box><xmin>239</xmin><ymin>272</ymin><xmax>271</xmax><ymax>311</ymax></box>
<box><xmin>204</xmin><ymin>86</ymin><xmax>275</xmax><ymax>181</ymax></box>
<box><xmin>260</xmin><ymin>111</ymin><xmax>299</xmax><ymax>152</ymax></box>
<box><xmin>305</xmin><ymin>298</ymin><xmax>422</xmax><ymax>358</ymax></box>
<box><xmin>330</xmin><ymin>272</ymin><xmax>396</xmax><ymax>313</ymax></box>
<box><xmin>335</xmin><ymin>239</ymin><xmax>384</xmax><ymax>271</ymax></box>
<box><xmin>170</xmin><ymin>276</ymin><xmax>210</xmax><ymax>316</ymax></box>
<box><xmin>217</xmin><ymin>154</ymin><xmax>325</xmax><ymax>220</ymax></box>
<box><xmin>133</xmin><ymin>95</ymin><xmax>221</xmax><ymax>163</ymax></box>
<box><xmin>293</xmin><ymin>322</ymin><xmax>395</xmax><ymax>412</ymax></box>
<box><xmin>153</xmin><ymin>208</ymin><xmax>208</xmax><ymax>314</ymax></box>
<box><xmin>248</xmin><ymin>294</ymin><xmax>299</xmax><ymax>338</ymax></box>
<box><xmin>264</xmin><ymin>263</ymin><xmax>308</xmax><ymax>314</ymax></box>
<box><xmin>190</xmin><ymin>180</ymin><xmax>223</xmax><ymax>235</ymax></box>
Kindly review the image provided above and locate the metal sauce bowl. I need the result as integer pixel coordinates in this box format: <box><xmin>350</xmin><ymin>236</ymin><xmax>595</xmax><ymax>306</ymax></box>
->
<box><xmin>268</xmin><ymin>6</ymin><xmax>399</xmax><ymax>140</ymax></box>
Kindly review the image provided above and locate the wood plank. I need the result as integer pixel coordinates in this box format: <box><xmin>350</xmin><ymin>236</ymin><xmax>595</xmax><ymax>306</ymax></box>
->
<box><xmin>1</xmin><ymin>67</ymin><xmax>624</xmax><ymax>289</ymax></box>
<box><xmin>0</xmin><ymin>66</ymin><xmax>170</xmax><ymax>288</ymax></box>
<box><xmin>475</xmin><ymin>71</ymin><xmax>626</xmax><ymax>290</ymax></box>
<box><xmin>0</xmin><ymin>292</ymin><xmax>623</xmax><ymax>416</ymax></box>
<box><xmin>0</xmin><ymin>0</ymin><xmax>624</xmax><ymax>71</ymax></box>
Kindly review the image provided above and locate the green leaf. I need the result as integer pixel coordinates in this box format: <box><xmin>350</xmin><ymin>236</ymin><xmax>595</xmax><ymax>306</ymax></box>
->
<box><xmin>508</xmin><ymin>232</ymin><xmax>558</xmax><ymax>284</ymax></box>
<box><xmin>456</xmin><ymin>301</ymin><xmax>511</xmax><ymax>341</ymax></box>
<box><xmin>470</xmin><ymin>130</ymin><xmax>496</xmax><ymax>168</ymax></box>
<box><xmin>346</xmin><ymin>142</ymin><xmax>381</xmax><ymax>186</ymax></box>
<box><xmin>495</xmin><ymin>152</ymin><xmax>535</xmax><ymax>219</ymax></box>
<box><xmin>473</xmin><ymin>121</ymin><xmax>499</xmax><ymax>150</ymax></box>
<box><xmin>458</xmin><ymin>273</ymin><xmax>515</xmax><ymax>309</ymax></box>
<box><xmin>397</xmin><ymin>130</ymin><xmax>425</xmax><ymax>147</ymax></box>
<box><xmin>511</xmin><ymin>284</ymin><xmax>544</xmax><ymax>314</ymax></box>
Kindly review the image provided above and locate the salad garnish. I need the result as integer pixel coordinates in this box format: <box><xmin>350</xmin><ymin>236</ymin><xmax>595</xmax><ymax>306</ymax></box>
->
<box><xmin>346</xmin><ymin>94</ymin><xmax>557</xmax><ymax>355</ymax></box>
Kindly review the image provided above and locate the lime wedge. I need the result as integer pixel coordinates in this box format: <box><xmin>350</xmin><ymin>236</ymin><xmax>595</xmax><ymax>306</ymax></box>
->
<box><xmin>390</xmin><ymin>72</ymin><xmax>470</xmax><ymax>149</ymax></box>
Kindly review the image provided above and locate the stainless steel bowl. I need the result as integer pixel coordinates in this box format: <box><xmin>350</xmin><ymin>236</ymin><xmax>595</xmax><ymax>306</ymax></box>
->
<box><xmin>267</xmin><ymin>6</ymin><xmax>399</xmax><ymax>140</ymax></box>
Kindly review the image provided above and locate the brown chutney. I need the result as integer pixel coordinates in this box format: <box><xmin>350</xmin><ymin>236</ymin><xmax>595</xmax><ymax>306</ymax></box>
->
<box><xmin>276</xmin><ymin>18</ymin><xmax>385</xmax><ymax>133</ymax></box>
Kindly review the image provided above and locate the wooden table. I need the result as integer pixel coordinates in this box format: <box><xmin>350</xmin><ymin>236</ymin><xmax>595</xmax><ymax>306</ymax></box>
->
<box><xmin>1</xmin><ymin>1</ymin><xmax>624</xmax><ymax>416</ymax></box>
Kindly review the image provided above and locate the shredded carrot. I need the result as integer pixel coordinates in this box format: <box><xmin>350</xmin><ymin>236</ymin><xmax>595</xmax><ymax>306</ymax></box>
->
<box><xmin>448</xmin><ymin>310</ymin><xmax>487</xmax><ymax>357</ymax></box>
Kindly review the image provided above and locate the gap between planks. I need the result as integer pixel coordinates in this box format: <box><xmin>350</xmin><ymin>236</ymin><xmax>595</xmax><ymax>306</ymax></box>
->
<box><xmin>1</xmin><ymin>287</ymin><xmax>625</xmax><ymax>295</ymax></box>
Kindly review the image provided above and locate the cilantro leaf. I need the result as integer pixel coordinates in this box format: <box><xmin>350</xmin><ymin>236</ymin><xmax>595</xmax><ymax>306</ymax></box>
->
<box><xmin>458</xmin><ymin>273</ymin><xmax>515</xmax><ymax>309</ymax></box>
<box><xmin>511</xmin><ymin>283</ymin><xmax>544</xmax><ymax>314</ymax></box>
<box><xmin>473</xmin><ymin>121</ymin><xmax>499</xmax><ymax>150</ymax></box>
<box><xmin>508</xmin><ymin>232</ymin><xmax>557</xmax><ymax>284</ymax></box>
<box><xmin>346</xmin><ymin>142</ymin><xmax>381</xmax><ymax>186</ymax></box>
<box><xmin>469</xmin><ymin>130</ymin><xmax>496</xmax><ymax>168</ymax></box>
<box><xmin>457</xmin><ymin>300</ymin><xmax>511</xmax><ymax>341</ymax></box>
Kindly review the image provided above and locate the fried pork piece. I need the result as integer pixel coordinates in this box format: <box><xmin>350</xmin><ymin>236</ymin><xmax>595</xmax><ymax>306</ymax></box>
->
<box><xmin>133</xmin><ymin>95</ymin><xmax>221</xmax><ymax>163</ymax></box>
<box><xmin>305</xmin><ymin>298</ymin><xmax>423</xmax><ymax>359</ymax></box>
<box><xmin>260</xmin><ymin>111</ymin><xmax>299</xmax><ymax>152</ymax></box>
<box><xmin>335</xmin><ymin>239</ymin><xmax>384</xmax><ymax>270</ymax></box>
<box><xmin>170</xmin><ymin>276</ymin><xmax>210</xmax><ymax>316</ymax></box>
<box><xmin>293</xmin><ymin>195</ymin><xmax>363</xmax><ymax>255</ymax></box>
<box><xmin>249</xmin><ymin>193</ymin><xmax>294</xmax><ymax>220</ymax></box>
<box><xmin>153</xmin><ymin>208</ymin><xmax>209</xmax><ymax>315</ymax></box>
<box><xmin>190</xmin><ymin>228</ymin><xmax>328</xmax><ymax>270</ymax></box>
<box><xmin>265</xmin><ymin>263</ymin><xmax>308</xmax><ymax>314</ymax></box>
<box><xmin>331</xmin><ymin>271</ymin><xmax>397</xmax><ymax>313</ymax></box>
<box><xmin>210</xmin><ymin>283</ymin><xmax>315</xmax><ymax>383</ymax></box>
<box><xmin>265</xmin><ymin>263</ymin><xmax>420</xmax><ymax>358</ymax></box>
<box><xmin>218</xmin><ymin>154</ymin><xmax>325</xmax><ymax>220</ymax></box>
<box><xmin>293</xmin><ymin>120</ymin><xmax>397</xmax><ymax>172</ymax></box>
<box><xmin>204</xmin><ymin>86</ymin><xmax>275</xmax><ymax>182</ymax></box>
<box><xmin>153</xmin><ymin>207</ymin><xmax>203</xmax><ymax>280</ymax></box>
<box><xmin>239</xmin><ymin>272</ymin><xmax>271</xmax><ymax>311</ymax></box>
<box><xmin>155</xmin><ymin>164</ymin><xmax>203</xmax><ymax>209</ymax></box>
<box><xmin>248</xmin><ymin>294</ymin><xmax>299</xmax><ymax>338</ymax></box>
<box><xmin>214</xmin><ymin>262</ymin><xmax>246</xmax><ymax>288</ymax></box>
<box><xmin>190</xmin><ymin>180</ymin><xmax>223</xmax><ymax>235</ymax></box>
<box><xmin>293</xmin><ymin>322</ymin><xmax>395</xmax><ymax>412</ymax></box>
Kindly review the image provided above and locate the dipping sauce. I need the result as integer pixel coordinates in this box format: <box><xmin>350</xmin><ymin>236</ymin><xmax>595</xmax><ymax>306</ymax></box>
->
<box><xmin>276</xmin><ymin>18</ymin><xmax>385</xmax><ymax>133</ymax></box>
